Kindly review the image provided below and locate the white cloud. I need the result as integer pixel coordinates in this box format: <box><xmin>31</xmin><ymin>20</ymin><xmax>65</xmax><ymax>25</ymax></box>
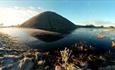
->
<box><xmin>0</xmin><ymin>6</ymin><xmax>44</xmax><ymax>26</ymax></box>
<box><xmin>79</xmin><ymin>20</ymin><xmax>115</xmax><ymax>27</ymax></box>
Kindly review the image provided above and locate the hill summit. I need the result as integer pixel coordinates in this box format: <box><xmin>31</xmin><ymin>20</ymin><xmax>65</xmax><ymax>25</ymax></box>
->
<box><xmin>20</xmin><ymin>11</ymin><xmax>77</xmax><ymax>33</ymax></box>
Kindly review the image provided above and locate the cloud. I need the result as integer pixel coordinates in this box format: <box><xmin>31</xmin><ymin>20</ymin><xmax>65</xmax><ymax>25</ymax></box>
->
<box><xmin>0</xmin><ymin>6</ymin><xmax>45</xmax><ymax>26</ymax></box>
<box><xmin>80</xmin><ymin>20</ymin><xmax>115</xmax><ymax>27</ymax></box>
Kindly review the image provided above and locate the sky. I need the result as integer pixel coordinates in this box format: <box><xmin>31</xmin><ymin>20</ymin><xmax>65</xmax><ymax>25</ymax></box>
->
<box><xmin>0</xmin><ymin>0</ymin><xmax>115</xmax><ymax>26</ymax></box>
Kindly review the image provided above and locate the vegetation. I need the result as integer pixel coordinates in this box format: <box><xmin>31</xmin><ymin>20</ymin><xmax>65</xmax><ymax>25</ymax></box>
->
<box><xmin>33</xmin><ymin>42</ymin><xmax>115</xmax><ymax>70</ymax></box>
<box><xmin>0</xmin><ymin>32</ymin><xmax>115</xmax><ymax>70</ymax></box>
<box><xmin>0</xmin><ymin>32</ymin><xmax>32</xmax><ymax>52</ymax></box>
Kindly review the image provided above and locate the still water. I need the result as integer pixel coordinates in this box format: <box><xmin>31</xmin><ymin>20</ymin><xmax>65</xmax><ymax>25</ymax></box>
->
<box><xmin>0</xmin><ymin>27</ymin><xmax>115</xmax><ymax>52</ymax></box>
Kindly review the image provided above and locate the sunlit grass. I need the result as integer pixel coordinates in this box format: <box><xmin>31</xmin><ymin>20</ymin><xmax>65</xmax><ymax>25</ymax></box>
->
<box><xmin>60</xmin><ymin>48</ymin><xmax>76</xmax><ymax>70</ymax></box>
<box><xmin>112</xmin><ymin>41</ymin><xmax>115</xmax><ymax>47</ymax></box>
<box><xmin>0</xmin><ymin>32</ymin><xmax>115</xmax><ymax>70</ymax></box>
<box><xmin>54</xmin><ymin>42</ymin><xmax>115</xmax><ymax>70</ymax></box>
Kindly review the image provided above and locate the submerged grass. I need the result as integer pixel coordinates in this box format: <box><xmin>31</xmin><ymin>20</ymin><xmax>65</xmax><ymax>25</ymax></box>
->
<box><xmin>33</xmin><ymin>42</ymin><xmax>115</xmax><ymax>70</ymax></box>
<box><xmin>0</xmin><ymin>32</ymin><xmax>32</xmax><ymax>52</ymax></box>
<box><xmin>0</xmin><ymin>32</ymin><xmax>115</xmax><ymax>70</ymax></box>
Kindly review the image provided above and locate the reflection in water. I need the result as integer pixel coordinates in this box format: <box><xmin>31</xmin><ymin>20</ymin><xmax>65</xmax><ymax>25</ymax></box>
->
<box><xmin>0</xmin><ymin>27</ymin><xmax>40</xmax><ymax>42</ymax></box>
<box><xmin>0</xmin><ymin>27</ymin><xmax>115</xmax><ymax>52</ymax></box>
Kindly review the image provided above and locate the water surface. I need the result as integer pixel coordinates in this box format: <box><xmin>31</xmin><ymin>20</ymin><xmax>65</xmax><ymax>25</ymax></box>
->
<box><xmin>0</xmin><ymin>27</ymin><xmax>115</xmax><ymax>52</ymax></box>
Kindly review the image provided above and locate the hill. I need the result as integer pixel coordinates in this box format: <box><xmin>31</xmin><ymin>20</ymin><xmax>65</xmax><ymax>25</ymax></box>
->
<box><xmin>20</xmin><ymin>11</ymin><xmax>77</xmax><ymax>33</ymax></box>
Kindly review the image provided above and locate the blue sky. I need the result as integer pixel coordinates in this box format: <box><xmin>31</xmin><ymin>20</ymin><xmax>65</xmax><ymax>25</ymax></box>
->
<box><xmin>0</xmin><ymin>0</ymin><xmax>115</xmax><ymax>26</ymax></box>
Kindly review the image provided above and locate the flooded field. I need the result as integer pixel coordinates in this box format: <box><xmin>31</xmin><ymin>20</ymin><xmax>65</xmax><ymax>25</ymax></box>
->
<box><xmin>0</xmin><ymin>27</ymin><xmax>115</xmax><ymax>52</ymax></box>
<box><xmin>0</xmin><ymin>27</ymin><xmax>115</xmax><ymax>70</ymax></box>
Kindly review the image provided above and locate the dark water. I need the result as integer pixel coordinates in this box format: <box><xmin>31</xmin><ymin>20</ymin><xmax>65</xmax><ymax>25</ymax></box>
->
<box><xmin>0</xmin><ymin>27</ymin><xmax>115</xmax><ymax>52</ymax></box>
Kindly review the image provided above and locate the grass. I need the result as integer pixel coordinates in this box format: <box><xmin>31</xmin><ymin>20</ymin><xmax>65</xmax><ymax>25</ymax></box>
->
<box><xmin>112</xmin><ymin>41</ymin><xmax>115</xmax><ymax>47</ymax></box>
<box><xmin>33</xmin><ymin>42</ymin><xmax>115</xmax><ymax>70</ymax></box>
<box><xmin>0</xmin><ymin>32</ymin><xmax>115</xmax><ymax>70</ymax></box>
<box><xmin>60</xmin><ymin>48</ymin><xmax>76</xmax><ymax>70</ymax></box>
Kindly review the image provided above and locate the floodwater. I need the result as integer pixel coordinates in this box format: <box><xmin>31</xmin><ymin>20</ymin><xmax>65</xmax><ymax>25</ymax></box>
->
<box><xmin>0</xmin><ymin>27</ymin><xmax>115</xmax><ymax>52</ymax></box>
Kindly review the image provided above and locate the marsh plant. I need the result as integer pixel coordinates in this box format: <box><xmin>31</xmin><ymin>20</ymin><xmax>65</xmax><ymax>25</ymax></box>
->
<box><xmin>60</xmin><ymin>48</ymin><xmax>76</xmax><ymax>70</ymax></box>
